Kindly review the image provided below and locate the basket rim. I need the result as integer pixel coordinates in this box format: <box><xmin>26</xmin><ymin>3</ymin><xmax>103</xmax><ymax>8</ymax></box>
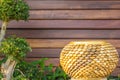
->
<box><xmin>69</xmin><ymin>40</ymin><xmax>107</xmax><ymax>44</ymax></box>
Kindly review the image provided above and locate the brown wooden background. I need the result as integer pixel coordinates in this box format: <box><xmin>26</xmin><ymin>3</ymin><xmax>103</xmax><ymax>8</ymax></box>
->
<box><xmin>1</xmin><ymin>0</ymin><xmax>120</xmax><ymax>76</ymax></box>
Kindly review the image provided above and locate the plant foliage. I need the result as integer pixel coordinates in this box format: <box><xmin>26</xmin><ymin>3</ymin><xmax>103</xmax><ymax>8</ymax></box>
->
<box><xmin>0</xmin><ymin>58</ymin><xmax>119</xmax><ymax>80</ymax></box>
<box><xmin>0</xmin><ymin>36</ymin><xmax>31</xmax><ymax>61</ymax></box>
<box><xmin>0</xmin><ymin>0</ymin><xmax>29</xmax><ymax>22</ymax></box>
<box><xmin>0</xmin><ymin>58</ymin><xmax>70</xmax><ymax>80</ymax></box>
<box><xmin>13</xmin><ymin>58</ymin><xmax>70</xmax><ymax>80</ymax></box>
<box><xmin>107</xmin><ymin>76</ymin><xmax>120</xmax><ymax>80</ymax></box>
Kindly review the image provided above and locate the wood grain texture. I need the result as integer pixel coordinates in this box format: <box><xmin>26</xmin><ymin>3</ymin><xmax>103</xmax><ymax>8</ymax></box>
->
<box><xmin>27</xmin><ymin>49</ymin><xmax>61</xmax><ymax>58</ymax></box>
<box><xmin>27</xmin><ymin>48</ymin><xmax>120</xmax><ymax>58</ymax></box>
<box><xmin>111</xmin><ymin>68</ymin><xmax>120</xmax><ymax>76</ymax></box>
<box><xmin>29</xmin><ymin>10</ymin><xmax>120</xmax><ymax>20</ymax></box>
<box><xmin>23</xmin><ymin>39</ymin><xmax>120</xmax><ymax>59</ymax></box>
<box><xmin>1</xmin><ymin>57</ymin><xmax>119</xmax><ymax>76</ymax></box>
<box><xmin>6</xmin><ymin>30</ymin><xmax>120</xmax><ymax>39</ymax></box>
<box><xmin>1</xmin><ymin>20</ymin><xmax>120</xmax><ymax>29</ymax></box>
<box><xmin>0</xmin><ymin>48</ymin><xmax>118</xmax><ymax>59</ymax></box>
<box><xmin>26</xmin><ymin>58</ymin><xmax>120</xmax><ymax>76</ymax></box>
<box><xmin>26</xmin><ymin>1</ymin><xmax>120</xmax><ymax>10</ymax></box>
<box><xmin>25</xmin><ymin>58</ymin><xmax>120</xmax><ymax>67</ymax></box>
<box><xmin>25</xmin><ymin>58</ymin><xmax>60</xmax><ymax>66</ymax></box>
<box><xmin>2</xmin><ymin>0</ymin><xmax>119</xmax><ymax>75</ymax></box>
<box><xmin>1</xmin><ymin>56</ymin><xmax>118</xmax><ymax>76</ymax></box>
<box><xmin>26</xmin><ymin>39</ymin><xmax>120</xmax><ymax>48</ymax></box>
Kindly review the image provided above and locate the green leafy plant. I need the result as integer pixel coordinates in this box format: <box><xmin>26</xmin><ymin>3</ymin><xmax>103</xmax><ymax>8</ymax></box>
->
<box><xmin>0</xmin><ymin>0</ymin><xmax>29</xmax><ymax>79</ymax></box>
<box><xmin>0</xmin><ymin>36</ymin><xmax>31</xmax><ymax>80</ymax></box>
<box><xmin>0</xmin><ymin>57</ymin><xmax>120</xmax><ymax>80</ymax></box>
<box><xmin>0</xmin><ymin>0</ymin><xmax>29</xmax><ymax>42</ymax></box>
<box><xmin>0</xmin><ymin>58</ymin><xmax>70</xmax><ymax>80</ymax></box>
<box><xmin>107</xmin><ymin>76</ymin><xmax>120</xmax><ymax>80</ymax></box>
<box><xmin>13</xmin><ymin>58</ymin><xmax>69</xmax><ymax>80</ymax></box>
<box><xmin>0</xmin><ymin>36</ymin><xmax>69</xmax><ymax>80</ymax></box>
<box><xmin>0</xmin><ymin>36</ymin><xmax>31</xmax><ymax>61</ymax></box>
<box><xmin>0</xmin><ymin>0</ymin><xmax>29</xmax><ymax>22</ymax></box>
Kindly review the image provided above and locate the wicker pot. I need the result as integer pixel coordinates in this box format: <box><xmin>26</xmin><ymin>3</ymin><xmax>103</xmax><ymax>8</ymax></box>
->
<box><xmin>60</xmin><ymin>41</ymin><xmax>119</xmax><ymax>80</ymax></box>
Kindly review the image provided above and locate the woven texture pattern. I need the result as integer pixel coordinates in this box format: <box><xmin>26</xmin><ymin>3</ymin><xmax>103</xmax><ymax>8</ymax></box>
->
<box><xmin>60</xmin><ymin>41</ymin><xmax>119</xmax><ymax>79</ymax></box>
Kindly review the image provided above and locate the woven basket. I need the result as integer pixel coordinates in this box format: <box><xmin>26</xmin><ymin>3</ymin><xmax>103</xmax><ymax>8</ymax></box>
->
<box><xmin>60</xmin><ymin>41</ymin><xmax>119</xmax><ymax>80</ymax></box>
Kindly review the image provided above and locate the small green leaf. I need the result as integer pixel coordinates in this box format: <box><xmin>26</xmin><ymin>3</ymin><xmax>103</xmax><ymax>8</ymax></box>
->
<box><xmin>0</xmin><ymin>0</ymin><xmax>29</xmax><ymax>22</ymax></box>
<box><xmin>0</xmin><ymin>36</ymin><xmax>31</xmax><ymax>62</ymax></box>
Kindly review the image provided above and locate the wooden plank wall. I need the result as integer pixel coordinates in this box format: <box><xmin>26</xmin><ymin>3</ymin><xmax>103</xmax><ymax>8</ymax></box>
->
<box><xmin>1</xmin><ymin>0</ymin><xmax>120</xmax><ymax>76</ymax></box>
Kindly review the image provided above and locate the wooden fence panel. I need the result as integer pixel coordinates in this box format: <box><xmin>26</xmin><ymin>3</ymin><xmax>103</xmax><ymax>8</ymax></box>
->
<box><xmin>1</xmin><ymin>20</ymin><xmax>120</xmax><ymax>29</ymax></box>
<box><xmin>27</xmin><ymin>49</ymin><xmax>120</xmax><ymax>58</ymax></box>
<box><xmin>26</xmin><ymin>1</ymin><xmax>120</xmax><ymax>10</ymax></box>
<box><xmin>0</xmin><ymin>0</ymin><xmax>120</xmax><ymax>76</ymax></box>
<box><xmin>6</xmin><ymin>30</ymin><xmax>120</xmax><ymax>39</ymax></box>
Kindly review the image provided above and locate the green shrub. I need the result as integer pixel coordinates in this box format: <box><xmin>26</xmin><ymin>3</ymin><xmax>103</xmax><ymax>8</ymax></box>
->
<box><xmin>0</xmin><ymin>58</ymin><xmax>119</xmax><ymax>80</ymax></box>
<box><xmin>13</xmin><ymin>58</ymin><xmax>70</xmax><ymax>80</ymax></box>
<box><xmin>0</xmin><ymin>0</ymin><xmax>29</xmax><ymax>22</ymax></box>
<box><xmin>0</xmin><ymin>36</ymin><xmax>31</xmax><ymax>61</ymax></box>
<box><xmin>0</xmin><ymin>58</ymin><xmax>70</xmax><ymax>80</ymax></box>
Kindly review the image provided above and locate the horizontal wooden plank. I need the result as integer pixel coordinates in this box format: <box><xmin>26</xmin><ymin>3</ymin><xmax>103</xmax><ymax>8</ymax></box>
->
<box><xmin>25</xmin><ymin>58</ymin><xmax>120</xmax><ymax>67</ymax></box>
<box><xmin>0</xmin><ymin>57</ymin><xmax>119</xmax><ymax>76</ymax></box>
<box><xmin>1</xmin><ymin>20</ymin><xmax>120</xmax><ymax>29</ymax></box>
<box><xmin>0</xmin><ymin>57</ymin><xmax>59</xmax><ymax>66</ymax></box>
<box><xmin>27</xmin><ymin>48</ymin><xmax>120</xmax><ymax>58</ymax></box>
<box><xmin>111</xmin><ymin>68</ymin><xmax>120</xmax><ymax>76</ymax></box>
<box><xmin>25</xmin><ymin>58</ymin><xmax>60</xmax><ymax>66</ymax></box>
<box><xmin>27</xmin><ymin>49</ymin><xmax>60</xmax><ymax>58</ymax></box>
<box><xmin>27</xmin><ymin>39</ymin><xmax>120</xmax><ymax>48</ymax></box>
<box><xmin>26</xmin><ymin>1</ymin><xmax>120</xmax><ymax>10</ymax></box>
<box><xmin>27</xmin><ymin>49</ymin><xmax>61</xmax><ymax>58</ymax></box>
<box><xmin>0</xmin><ymin>57</ymin><xmax>119</xmax><ymax>68</ymax></box>
<box><xmin>25</xmin><ymin>58</ymin><xmax>120</xmax><ymax>76</ymax></box>
<box><xmin>29</xmin><ymin>10</ymin><xmax>120</xmax><ymax>20</ymax></box>
<box><xmin>6</xmin><ymin>30</ymin><xmax>120</xmax><ymax>39</ymax></box>
<box><xmin>0</xmin><ymin>10</ymin><xmax>118</xmax><ymax>20</ymax></box>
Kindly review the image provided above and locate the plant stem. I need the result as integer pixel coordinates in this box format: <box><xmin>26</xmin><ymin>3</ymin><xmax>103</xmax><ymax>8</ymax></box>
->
<box><xmin>1</xmin><ymin>58</ymin><xmax>17</xmax><ymax>80</ymax></box>
<box><xmin>0</xmin><ymin>21</ymin><xmax>8</xmax><ymax>44</ymax></box>
<box><xmin>15</xmin><ymin>69</ymin><xmax>26</xmax><ymax>77</ymax></box>
<box><xmin>0</xmin><ymin>21</ymin><xmax>17</xmax><ymax>80</ymax></box>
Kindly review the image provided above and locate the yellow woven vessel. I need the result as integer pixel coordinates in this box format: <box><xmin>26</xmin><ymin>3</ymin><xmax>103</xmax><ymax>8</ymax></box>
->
<box><xmin>60</xmin><ymin>41</ymin><xmax>119</xmax><ymax>80</ymax></box>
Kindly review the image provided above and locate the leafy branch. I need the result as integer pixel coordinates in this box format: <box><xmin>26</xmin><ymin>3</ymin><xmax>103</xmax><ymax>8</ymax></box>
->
<box><xmin>0</xmin><ymin>0</ymin><xmax>30</xmax><ymax>80</ymax></box>
<box><xmin>0</xmin><ymin>36</ymin><xmax>31</xmax><ymax>80</ymax></box>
